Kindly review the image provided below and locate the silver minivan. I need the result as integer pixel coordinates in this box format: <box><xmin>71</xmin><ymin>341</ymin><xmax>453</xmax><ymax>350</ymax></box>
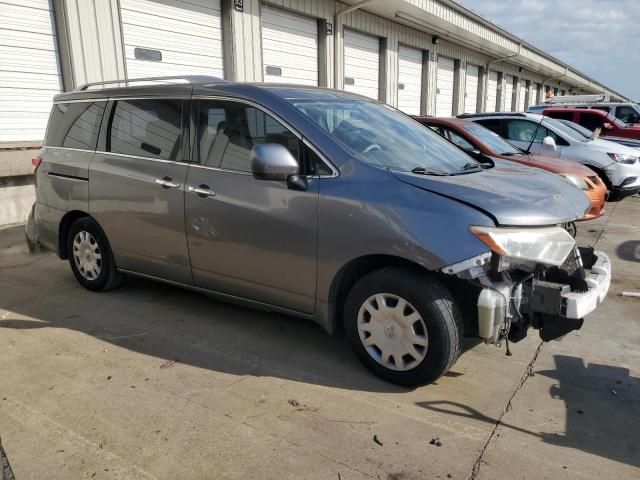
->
<box><xmin>26</xmin><ymin>77</ymin><xmax>611</xmax><ymax>386</ymax></box>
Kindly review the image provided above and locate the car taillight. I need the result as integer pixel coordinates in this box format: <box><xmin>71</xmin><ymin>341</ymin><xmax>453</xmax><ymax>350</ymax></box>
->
<box><xmin>32</xmin><ymin>156</ymin><xmax>42</xmax><ymax>170</ymax></box>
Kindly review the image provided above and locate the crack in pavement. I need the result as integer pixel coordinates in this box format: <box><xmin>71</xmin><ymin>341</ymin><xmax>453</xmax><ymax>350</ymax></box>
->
<box><xmin>592</xmin><ymin>200</ymin><xmax>618</xmax><ymax>249</ymax></box>
<box><xmin>467</xmin><ymin>341</ymin><xmax>544</xmax><ymax>480</ymax></box>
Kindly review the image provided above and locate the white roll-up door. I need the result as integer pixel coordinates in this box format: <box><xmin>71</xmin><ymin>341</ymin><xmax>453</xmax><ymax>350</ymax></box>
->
<box><xmin>486</xmin><ymin>70</ymin><xmax>498</xmax><ymax>113</ymax></box>
<box><xmin>0</xmin><ymin>0</ymin><xmax>62</xmax><ymax>142</ymax></box>
<box><xmin>503</xmin><ymin>74</ymin><xmax>514</xmax><ymax>111</ymax></box>
<box><xmin>517</xmin><ymin>82</ymin><xmax>527</xmax><ymax>111</ymax></box>
<box><xmin>262</xmin><ymin>5</ymin><xmax>318</xmax><ymax>85</ymax></box>
<box><xmin>436</xmin><ymin>56</ymin><xmax>455</xmax><ymax>117</ymax></box>
<box><xmin>397</xmin><ymin>45</ymin><xmax>423</xmax><ymax>115</ymax></box>
<box><xmin>464</xmin><ymin>64</ymin><xmax>480</xmax><ymax>114</ymax></box>
<box><xmin>343</xmin><ymin>29</ymin><xmax>380</xmax><ymax>100</ymax></box>
<box><xmin>120</xmin><ymin>0</ymin><xmax>224</xmax><ymax>79</ymax></box>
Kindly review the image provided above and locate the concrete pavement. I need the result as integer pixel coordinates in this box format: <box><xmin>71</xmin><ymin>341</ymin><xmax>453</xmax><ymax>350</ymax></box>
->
<box><xmin>0</xmin><ymin>197</ymin><xmax>638</xmax><ymax>479</ymax></box>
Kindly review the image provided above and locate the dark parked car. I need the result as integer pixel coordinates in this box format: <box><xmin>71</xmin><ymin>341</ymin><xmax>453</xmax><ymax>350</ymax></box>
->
<box><xmin>26</xmin><ymin>76</ymin><xmax>611</xmax><ymax>386</ymax></box>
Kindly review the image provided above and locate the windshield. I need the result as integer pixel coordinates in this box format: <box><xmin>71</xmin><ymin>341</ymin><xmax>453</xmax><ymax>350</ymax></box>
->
<box><xmin>543</xmin><ymin>116</ymin><xmax>588</xmax><ymax>143</ymax></box>
<box><xmin>461</xmin><ymin>122</ymin><xmax>522</xmax><ymax>155</ymax></box>
<box><xmin>291</xmin><ymin>99</ymin><xmax>476</xmax><ymax>174</ymax></box>
<box><xmin>556</xmin><ymin>119</ymin><xmax>593</xmax><ymax>140</ymax></box>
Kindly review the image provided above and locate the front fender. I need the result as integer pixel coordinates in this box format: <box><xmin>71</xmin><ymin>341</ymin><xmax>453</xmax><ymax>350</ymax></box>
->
<box><xmin>314</xmin><ymin>169</ymin><xmax>493</xmax><ymax>317</ymax></box>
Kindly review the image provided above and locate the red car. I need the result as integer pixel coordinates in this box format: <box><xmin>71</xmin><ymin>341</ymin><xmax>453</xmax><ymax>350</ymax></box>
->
<box><xmin>413</xmin><ymin>116</ymin><xmax>607</xmax><ymax>222</ymax></box>
<box><xmin>543</xmin><ymin>107</ymin><xmax>640</xmax><ymax>140</ymax></box>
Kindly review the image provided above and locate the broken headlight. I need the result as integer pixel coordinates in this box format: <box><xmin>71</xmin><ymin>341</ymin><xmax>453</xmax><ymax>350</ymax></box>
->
<box><xmin>470</xmin><ymin>226</ymin><xmax>575</xmax><ymax>267</ymax></box>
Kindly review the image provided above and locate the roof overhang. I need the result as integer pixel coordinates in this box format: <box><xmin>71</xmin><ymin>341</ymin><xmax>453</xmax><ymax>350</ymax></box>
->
<box><xmin>340</xmin><ymin>0</ymin><xmax>630</xmax><ymax>101</ymax></box>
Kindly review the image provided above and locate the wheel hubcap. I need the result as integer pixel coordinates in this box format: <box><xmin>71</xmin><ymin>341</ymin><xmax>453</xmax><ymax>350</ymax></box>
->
<box><xmin>357</xmin><ymin>293</ymin><xmax>428</xmax><ymax>371</ymax></box>
<box><xmin>72</xmin><ymin>231</ymin><xmax>102</xmax><ymax>280</ymax></box>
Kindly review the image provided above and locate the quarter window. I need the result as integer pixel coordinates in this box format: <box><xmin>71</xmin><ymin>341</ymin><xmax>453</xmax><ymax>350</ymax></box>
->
<box><xmin>108</xmin><ymin>99</ymin><xmax>183</xmax><ymax>160</ymax></box>
<box><xmin>45</xmin><ymin>102</ymin><xmax>106</xmax><ymax>150</ymax></box>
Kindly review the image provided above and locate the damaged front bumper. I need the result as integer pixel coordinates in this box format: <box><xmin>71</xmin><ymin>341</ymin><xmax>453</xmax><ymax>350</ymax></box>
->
<box><xmin>443</xmin><ymin>247</ymin><xmax>612</xmax><ymax>344</ymax></box>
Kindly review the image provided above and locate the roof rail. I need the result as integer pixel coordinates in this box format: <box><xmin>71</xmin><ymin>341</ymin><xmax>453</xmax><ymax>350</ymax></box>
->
<box><xmin>457</xmin><ymin>112</ymin><xmax>528</xmax><ymax>119</ymax></box>
<box><xmin>75</xmin><ymin>75</ymin><xmax>227</xmax><ymax>91</ymax></box>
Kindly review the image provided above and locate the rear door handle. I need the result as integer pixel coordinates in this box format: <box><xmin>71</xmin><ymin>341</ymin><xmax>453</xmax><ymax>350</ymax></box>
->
<box><xmin>188</xmin><ymin>184</ymin><xmax>216</xmax><ymax>198</ymax></box>
<box><xmin>155</xmin><ymin>176</ymin><xmax>180</xmax><ymax>189</ymax></box>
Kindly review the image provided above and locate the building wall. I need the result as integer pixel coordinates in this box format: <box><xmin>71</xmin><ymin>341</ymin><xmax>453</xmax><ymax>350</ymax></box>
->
<box><xmin>0</xmin><ymin>0</ymin><xmax>630</xmax><ymax>227</ymax></box>
<box><xmin>46</xmin><ymin>0</ymin><xmax>616</xmax><ymax>111</ymax></box>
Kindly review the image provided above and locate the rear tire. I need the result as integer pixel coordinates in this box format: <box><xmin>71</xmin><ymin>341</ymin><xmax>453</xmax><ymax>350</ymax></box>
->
<box><xmin>344</xmin><ymin>268</ymin><xmax>463</xmax><ymax>387</ymax></box>
<box><xmin>67</xmin><ymin>217</ymin><xmax>121</xmax><ymax>291</ymax></box>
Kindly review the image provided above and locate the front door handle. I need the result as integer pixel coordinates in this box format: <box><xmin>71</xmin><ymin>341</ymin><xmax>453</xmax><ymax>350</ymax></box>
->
<box><xmin>155</xmin><ymin>176</ymin><xmax>180</xmax><ymax>189</ymax></box>
<box><xmin>188</xmin><ymin>184</ymin><xmax>216</xmax><ymax>198</ymax></box>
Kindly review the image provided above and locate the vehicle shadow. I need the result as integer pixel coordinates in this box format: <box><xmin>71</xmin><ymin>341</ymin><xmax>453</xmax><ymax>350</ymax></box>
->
<box><xmin>416</xmin><ymin>354</ymin><xmax>640</xmax><ymax>469</ymax></box>
<box><xmin>616</xmin><ymin>240</ymin><xmax>640</xmax><ymax>262</ymax></box>
<box><xmin>0</xmin><ymin>242</ymin><xmax>482</xmax><ymax>396</ymax></box>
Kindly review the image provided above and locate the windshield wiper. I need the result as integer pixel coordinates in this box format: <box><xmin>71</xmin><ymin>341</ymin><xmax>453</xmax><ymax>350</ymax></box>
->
<box><xmin>449</xmin><ymin>162</ymin><xmax>487</xmax><ymax>175</ymax></box>
<box><xmin>501</xmin><ymin>151</ymin><xmax>522</xmax><ymax>156</ymax></box>
<box><xmin>411</xmin><ymin>166</ymin><xmax>449</xmax><ymax>176</ymax></box>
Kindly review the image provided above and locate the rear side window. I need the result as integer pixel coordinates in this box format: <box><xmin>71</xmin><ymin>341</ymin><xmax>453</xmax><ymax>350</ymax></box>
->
<box><xmin>108</xmin><ymin>99</ymin><xmax>183</xmax><ymax>160</ymax></box>
<box><xmin>547</xmin><ymin>111</ymin><xmax>573</xmax><ymax>121</ymax></box>
<box><xmin>474</xmin><ymin>119</ymin><xmax>505</xmax><ymax>137</ymax></box>
<box><xmin>45</xmin><ymin>102</ymin><xmax>106</xmax><ymax>150</ymax></box>
<box><xmin>615</xmin><ymin>106</ymin><xmax>640</xmax><ymax>123</ymax></box>
<box><xmin>579</xmin><ymin>113</ymin><xmax>605</xmax><ymax>131</ymax></box>
<box><xmin>505</xmin><ymin>120</ymin><xmax>547</xmax><ymax>143</ymax></box>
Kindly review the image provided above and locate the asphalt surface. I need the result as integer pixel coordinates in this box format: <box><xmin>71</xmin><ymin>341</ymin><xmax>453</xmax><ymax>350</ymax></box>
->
<box><xmin>0</xmin><ymin>197</ymin><xmax>638</xmax><ymax>479</ymax></box>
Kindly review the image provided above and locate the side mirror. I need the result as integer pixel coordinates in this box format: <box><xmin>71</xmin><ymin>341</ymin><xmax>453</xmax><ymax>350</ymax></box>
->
<box><xmin>251</xmin><ymin>144</ymin><xmax>299</xmax><ymax>181</ymax></box>
<box><xmin>603</xmin><ymin>122</ymin><xmax>613</xmax><ymax>130</ymax></box>
<box><xmin>542</xmin><ymin>136</ymin><xmax>557</xmax><ymax>152</ymax></box>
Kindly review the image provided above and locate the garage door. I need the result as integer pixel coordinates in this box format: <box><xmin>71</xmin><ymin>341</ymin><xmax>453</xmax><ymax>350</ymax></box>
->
<box><xmin>262</xmin><ymin>5</ymin><xmax>318</xmax><ymax>85</ymax></box>
<box><xmin>464</xmin><ymin>64</ymin><xmax>480</xmax><ymax>114</ymax></box>
<box><xmin>120</xmin><ymin>0</ymin><xmax>224</xmax><ymax>79</ymax></box>
<box><xmin>517</xmin><ymin>82</ymin><xmax>527</xmax><ymax>111</ymax></box>
<box><xmin>436</xmin><ymin>56</ymin><xmax>455</xmax><ymax>117</ymax></box>
<box><xmin>486</xmin><ymin>70</ymin><xmax>498</xmax><ymax>113</ymax></box>
<box><xmin>503</xmin><ymin>74</ymin><xmax>514</xmax><ymax>111</ymax></box>
<box><xmin>397</xmin><ymin>45</ymin><xmax>423</xmax><ymax>115</ymax></box>
<box><xmin>343</xmin><ymin>29</ymin><xmax>379</xmax><ymax>100</ymax></box>
<box><xmin>0</xmin><ymin>0</ymin><xmax>62</xmax><ymax>142</ymax></box>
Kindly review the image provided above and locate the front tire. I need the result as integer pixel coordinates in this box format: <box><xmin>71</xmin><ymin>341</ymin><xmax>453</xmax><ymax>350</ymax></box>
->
<box><xmin>344</xmin><ymin>268</ymin><xmax>463</xmax><ymax>387</ymax></box>
<box><xmin>67</xmin><ymin>217</ymin><xmax>121</xmax><ymax>291</ymax></box>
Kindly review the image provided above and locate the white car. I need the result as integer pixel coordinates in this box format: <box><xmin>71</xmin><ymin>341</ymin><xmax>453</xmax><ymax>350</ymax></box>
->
<box><xmin>463</xmin><ymin>112</ymin><xmax>640</xmax><ymax>199</ymax></box>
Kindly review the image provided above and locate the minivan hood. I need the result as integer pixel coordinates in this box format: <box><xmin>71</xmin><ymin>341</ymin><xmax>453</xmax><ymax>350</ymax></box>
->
<box><xmin>392</xmin><ymin>159</ymin><xmax>590</xmax><ymax>226</ymax></box>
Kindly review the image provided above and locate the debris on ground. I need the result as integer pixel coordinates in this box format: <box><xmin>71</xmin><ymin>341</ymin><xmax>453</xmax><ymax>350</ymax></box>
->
<box><xmin>288</xmin><ymin>399</ymin><xmax>300</xmax><ymax>407</ymax></box>
<box><xmin>160</xmin><ymin>360</ymin><xmax>178</xmax><ymax>369</ymax></box>
<box><xmin>430</xmin><ymin>437</ymin><xmax>443</xmax><ymax>447</ymax></box>
<box><xmin>373</xmin><ymin>435</ymin><xmax>383</xmax><ymax>446</ymax></box>
<box><xmin>620</xmin><ymin>291</ymin><xmax>640</xmax><ymax>298</ymax></box>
